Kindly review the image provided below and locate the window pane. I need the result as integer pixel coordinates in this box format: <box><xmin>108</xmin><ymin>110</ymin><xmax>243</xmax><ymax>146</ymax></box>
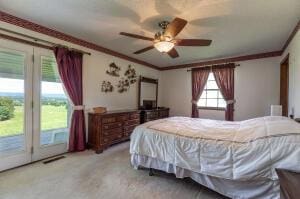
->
<box><xmin>197</xmin><ymin>99</ymin><xmax>206</xmax><ymax>107</ymax></box>
<box><xmin>207</xmin><ymin>90</ymin><xmax>218</xmax><ymax>98</ymax></box>
<box><xmin>0</xmin><ymin>50</ymin><xmax>25</xmax><ymax>153</ymax></box>
<box><xmin>206</xmin><ymin>80</ymin><xmax>218</xmax><ymax>89</ymax></box>
<box><xmin>207</xmin><ymin>73</ymin><xmax>214</xmax><ymax>81</ymax></box>
<box><xmin>200</xmin><ymin>91</ymin><xmax>206</xmax><ymax>99</ymax></box>
<box><xmin>218</xmin><ymin>98</ymin><xmax>226</xmax><ymax>108</ymax></box>
<box><xmin>40</xmin><ymin>56</ymin><xmax>69</xmax><ymax>146</ymax></box>
<box><xmin>207</xmin><ymin>99</ymin><xmax>218</xmax><ymax>107</ymax></box>
<box><xmin>218</xmin><ymin>91</ymin><xmax>224</xmax><ymax>98</ymax></box>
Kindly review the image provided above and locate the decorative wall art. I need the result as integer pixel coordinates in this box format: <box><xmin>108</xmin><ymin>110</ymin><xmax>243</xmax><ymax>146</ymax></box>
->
<box><xmin>106</xmin><ymin>62</ymin><xmax>121</xmax><ymax>77</ymax></box>
<box><xmin>101</xmin><ymin>81</ymin><xmax>113</xmax><ymax>93</ymax></box>
<box><xmin>117</xmin><ymin>78</ymin><xmax>130</xmax><ymax>93</ymax></box>
<box><xmin>102</xmin><ymin>62</ymin><xmax>138</xmax><ymax>93</ymax></box>
<box><xmin>124</xmin><ymin>65</ymin><xmax>137</xmax><ymax>84</ymax></box>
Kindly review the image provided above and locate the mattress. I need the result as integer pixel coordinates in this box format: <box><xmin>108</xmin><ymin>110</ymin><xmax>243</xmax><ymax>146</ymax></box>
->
<box><xmin>129</xmin><ymin>116</ymin><xmax>300</xmax><ymax>198</ymax></box>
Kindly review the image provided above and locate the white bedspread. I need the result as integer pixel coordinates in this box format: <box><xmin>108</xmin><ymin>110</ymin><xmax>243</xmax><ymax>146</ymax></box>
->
<box><xmin>130</xmin><ymin>116</ymin><xmax>300</xmax><ymax>181</ymax></box>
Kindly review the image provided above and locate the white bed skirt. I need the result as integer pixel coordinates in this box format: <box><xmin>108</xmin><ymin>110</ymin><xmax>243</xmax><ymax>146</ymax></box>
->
<box><xmin>131</xmin><ymin>154</ymin><xmax>279</xmax><ymax>199</ymax></box>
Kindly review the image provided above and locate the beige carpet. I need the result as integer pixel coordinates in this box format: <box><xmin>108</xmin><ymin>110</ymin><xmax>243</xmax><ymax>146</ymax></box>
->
<box><xmin>0</xmin><ymin>142</ymin><xmax>227</xmax><ymax>199</ymax></box>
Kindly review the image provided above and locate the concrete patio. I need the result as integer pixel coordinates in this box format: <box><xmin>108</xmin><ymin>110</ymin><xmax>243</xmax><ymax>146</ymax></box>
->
<box><xmin>0</xmin><ymin>129</ymin><xmax>67</xmax><ymax>152</ymax></box>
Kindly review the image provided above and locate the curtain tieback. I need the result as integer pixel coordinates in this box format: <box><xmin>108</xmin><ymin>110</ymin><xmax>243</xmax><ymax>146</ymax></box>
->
<box><xmin>191</xmin><ymin>100</ymin><xmax>198</xmax><ymax>105</ymax></box>
<box><xmin>73</xmin><ymin>105</ymin><xmax>85</xmax><ymax>110</ymax></box>
<box><xmin>226</xmin><ymin>99</ymin><xmax>236</xmax><ymax>105</ymax></box>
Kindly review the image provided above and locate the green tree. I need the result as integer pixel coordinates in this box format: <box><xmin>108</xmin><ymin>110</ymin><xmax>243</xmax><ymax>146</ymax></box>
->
<box><xmin>0</xmin><ymin>97</ymin><xmax>15</xmax><ymax>121</ymax></box>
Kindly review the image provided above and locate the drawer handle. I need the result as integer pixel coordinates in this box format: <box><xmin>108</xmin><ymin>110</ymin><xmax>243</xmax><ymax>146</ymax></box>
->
<box><xmin>104</xmin><ymin>138</ymin><xmax>108</xmax><ymax>142</ymax></box>
<box><xmin>104</xmin><ymin>126</ymin><xmax>109</xmax><ymax>129</ymax></box>
<box><xmin>104</xmin><ymin>132</ymin><xmax>109</xmax><ymax>136</ymax></box>
<box><xmin>118</xmin><ymin>135</ymin><xmax>122</xmax><ymax>138</ymax></box>
<box><xmin>118</xmin><ymin>123</ymin><xmax>122</xmax><ymax>126</ymax></box>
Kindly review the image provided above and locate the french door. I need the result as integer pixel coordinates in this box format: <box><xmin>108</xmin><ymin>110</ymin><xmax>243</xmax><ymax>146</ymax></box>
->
<box><xmin>0</xmin><ymin>39</ymin><xmax>69</xmax><ymax>171</ymax></box>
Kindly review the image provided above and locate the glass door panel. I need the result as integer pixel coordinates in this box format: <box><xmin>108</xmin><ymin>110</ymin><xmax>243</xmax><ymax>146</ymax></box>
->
<box><xmin>0</xmin><ymin>51</ymin><xmax>25</xmax><ymax>152</ymax></box>
<box><xmin>0</xmin><ymin>39</ymin><xmax>33</xmax><ymax>171</ymax></box>
<box><xmin>40</xmin><ymin>55</ymin><xmax>69</xmax><ymax>146</ymax></box>
<box><xmin>32</xmin><ymin>48</ymin><xmax>69</xmax><ymax>161</ymax></box>
<box><xmin>0</xmin><ymin>40</ymin><xmax>69</xmax><ymax>170</ymax></box>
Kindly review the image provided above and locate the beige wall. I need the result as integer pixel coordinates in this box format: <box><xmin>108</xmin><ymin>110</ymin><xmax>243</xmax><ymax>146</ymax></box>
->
<box><xmin>0</xmin><ymin>22</ymin><xmax>161</xmax><ymax>113</ymax></box>
<box><xmin>281</xmin><ymin>31</ymin><xmax>300</xmax><ymax>117</ymax></box>
<box><xmin>161</xmin><ymin>57</ymin><xmax>281</xmax><ymax>121</ymax></box>
<box><xmin>83</xmin><ymin>52</ymin><xmax>161</xmax><ymax>111</ymax></box>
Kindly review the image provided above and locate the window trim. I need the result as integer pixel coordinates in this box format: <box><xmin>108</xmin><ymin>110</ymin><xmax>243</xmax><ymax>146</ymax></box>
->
<box><xmin>198</xmin><ymin>106</ymin><xmax>225</xmax><ymax>111</ymax></box>
<box><xmin>197</xmin><ymin>73</ymin><xmax>226</xmax><ymax>110</ymax></box>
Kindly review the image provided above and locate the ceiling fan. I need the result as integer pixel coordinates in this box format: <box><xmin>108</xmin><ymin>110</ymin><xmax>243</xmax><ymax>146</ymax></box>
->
<box><xmin>120</xmin><ymin>17</ymin><xmax>212</xmax><ymax>58</ymax></box>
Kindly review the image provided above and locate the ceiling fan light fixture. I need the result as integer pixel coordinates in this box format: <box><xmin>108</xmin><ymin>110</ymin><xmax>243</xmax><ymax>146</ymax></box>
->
<box><xmin>154</xmin><ymin>41</ymin><xmax>174</xmax><ymax>53</ymax></box>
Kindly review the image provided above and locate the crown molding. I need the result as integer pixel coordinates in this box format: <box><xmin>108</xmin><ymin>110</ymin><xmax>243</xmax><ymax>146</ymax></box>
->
<box><xmin>281</xmin><ymin>20</ymin><xmax>300</xmax><ymax>53</ymax></box>
<box><xmin>161</xmin><ymin>51</ymin><xmax>282</xmax><ymax>70</ymax></box>
<box><xmin>0</xmin><ymin>10</ymin><xmax>160</xmax><ymax>70</ymax></box>
<box><xmin>0</xmin><ymin>10</ymin><xmax>298</xmax><ymax>71</ymax></box>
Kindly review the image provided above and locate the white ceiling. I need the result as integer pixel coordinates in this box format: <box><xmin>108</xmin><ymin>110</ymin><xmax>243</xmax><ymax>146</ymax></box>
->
<box><xmin>0</xmin><ymin>0</ymin><xmax>299</xmax><ymax>67</ymax></box>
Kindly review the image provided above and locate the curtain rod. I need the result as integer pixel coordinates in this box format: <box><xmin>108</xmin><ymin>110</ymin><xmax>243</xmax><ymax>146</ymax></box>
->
<box><xmin>186</xmin><ymin>63</ymin><xmax>240</xmax><ymax>72</ymax></box>
<box><xmin>0</xmin><ymin>27</ymin><xmax>91</xmax><ymax>55</ymax></box>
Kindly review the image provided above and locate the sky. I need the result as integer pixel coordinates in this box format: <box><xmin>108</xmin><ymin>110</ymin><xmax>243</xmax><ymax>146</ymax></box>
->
<box><xmin>0</xmin><ymin>78</ymin><xmax>65</xmax><ymax>94</ymax></box>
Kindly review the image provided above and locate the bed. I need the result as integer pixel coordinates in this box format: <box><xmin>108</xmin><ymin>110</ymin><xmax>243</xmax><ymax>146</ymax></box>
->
<box><xmin>130</xmin><ymin>116</ymin><xmax>300</xmax><ymax>199</ymax></box>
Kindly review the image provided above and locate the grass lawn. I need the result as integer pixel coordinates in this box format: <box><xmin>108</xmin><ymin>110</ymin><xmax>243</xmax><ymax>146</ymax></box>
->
<box><xmin>0</xmin><ymin>105</ymin><xmax>68</xmax><ymax>137</ymax></box>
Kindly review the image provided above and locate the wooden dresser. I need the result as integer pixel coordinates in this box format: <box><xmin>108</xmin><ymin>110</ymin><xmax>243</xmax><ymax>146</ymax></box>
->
<box><xmin>140</xmin><ymin>108</ymin><xmax>169</xmax><ymax>123</ymax></box>
<box><xmin>88</xmin><ymin>109</ymin><xmax>140</xmax><ymax>153</ymax></box>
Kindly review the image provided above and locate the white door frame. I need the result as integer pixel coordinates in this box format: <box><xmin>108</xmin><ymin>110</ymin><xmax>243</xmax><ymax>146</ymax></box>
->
<box><xmin>0</xmin><ymin>40</ymin><xmax>69</xmax><ymax>171</ymax></box>
<box><xmin>0</xmin><ymin>39</ymin><xmax>33</xmax><ymax>171</ymax></box>
<box><xmin>31</xmin><ymin>47</ymin><xmax>68</xmax><ymax>161</ymax></box>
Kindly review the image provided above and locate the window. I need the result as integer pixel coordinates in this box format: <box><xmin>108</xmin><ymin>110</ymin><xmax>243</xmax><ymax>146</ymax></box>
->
<box><xmin>0</xmin><ymin>50</ymin><xmax>25</xmax><ymax>152</ymax></box>
<box><xmin>40</xmin><ymin>56</ymin><xmax>70</xmax><ymax>146</ymax></box>
<box><xmin>197</xmin><ymin>73</ymin><xmax>226</xmax><ymax>109</ymax></box>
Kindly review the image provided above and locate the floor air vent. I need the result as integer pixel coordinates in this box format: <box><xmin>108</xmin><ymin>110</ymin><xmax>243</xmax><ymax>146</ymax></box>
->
<box><xmin>43</xmin><ymin>156</ymin><xmax>65</xmax><ymax>164</ymax></box>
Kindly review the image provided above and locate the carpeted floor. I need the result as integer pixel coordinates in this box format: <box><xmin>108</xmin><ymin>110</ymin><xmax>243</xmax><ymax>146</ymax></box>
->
<box><xmin>0</xmin><ymin>142</ymin><xmax>227</xmax><ymax>199</ymax></box>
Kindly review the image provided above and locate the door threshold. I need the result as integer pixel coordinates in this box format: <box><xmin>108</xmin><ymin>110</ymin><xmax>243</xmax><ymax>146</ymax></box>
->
<box><xmin>0</xmin><ymin>152</ymin><xmax>68</xmax><ymax>173</ymax></box>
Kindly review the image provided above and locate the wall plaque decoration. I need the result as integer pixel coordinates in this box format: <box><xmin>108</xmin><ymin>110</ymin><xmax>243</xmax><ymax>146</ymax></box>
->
<box><xmin>103</xmin><ymin>62</ymin><xmax>138</xmax><ymax>93</ymax></box>
<box><xmin>106</xmin><ymin>62</ymin><xmax>120</xmax><ymax>77</ymax></box>
<box><xmin>101</xmin><ymin>81</ymin><xmax>113</xmax><ymax>93</ymax></box>
<box><xmin>116</xmin><ymin>78</ymin><xmax>130</xmax><ymax>93</ymax></box>
<box><xmin>124</xmin><ymin>64</ymin><xmax>137</xmax><ymax>84</ymax></box>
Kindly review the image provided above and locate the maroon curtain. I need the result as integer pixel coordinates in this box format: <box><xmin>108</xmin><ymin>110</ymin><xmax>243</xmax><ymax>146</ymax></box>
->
<box><xmin>191</xmin><ymin>67</ymin><xmax>210</xmax><ymax>118</ymax></box>
<box><xmin>212</xmin><ymin>63</ymin><xmax>235</xmax><ymax>121</ymax></box>
<box><xmin>54</xmin><ymin>47</ymin><xmax>86</xmax><ymax>152</ymax></box>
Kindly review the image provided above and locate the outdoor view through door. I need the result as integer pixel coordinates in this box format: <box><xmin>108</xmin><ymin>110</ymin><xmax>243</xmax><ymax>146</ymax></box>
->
<box><xmin>0</xmin><ymin>50</ymin><xmax>26</xmax><ymax>153</ymax></box>
<box><xmin>0</xmin><ymin>50</ymin><xmax>69</xmax><ymax>153</ymax></box>
<box><xmin>40</xmin><ymin>56</ymin><xmax>69</xmax><ymax>146</ymax></box>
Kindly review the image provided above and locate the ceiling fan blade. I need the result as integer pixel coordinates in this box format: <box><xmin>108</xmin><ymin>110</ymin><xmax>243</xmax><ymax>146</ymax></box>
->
<box><xmin>164</xmin><ymin>17</ymin><xmax>188</xmax><ymax>38</ymax></box>
<box><xmin>134</xmin><ymin>46</ymin><xmax>154</xmax><ymax>54</ymax></box>
<box><xmin>167</xmin><ymin>48</ymin><xmax>179</xmax><ymax>58</ymax></box>
<box><xmin>175</xmin><ymin>39</ymin><xmax>212</xmax><ymax>46</ymax></box>
<box><xmin>120</xmin><ymin>32</ymin><xmax>154</xmax><ymax>41</ymax></box>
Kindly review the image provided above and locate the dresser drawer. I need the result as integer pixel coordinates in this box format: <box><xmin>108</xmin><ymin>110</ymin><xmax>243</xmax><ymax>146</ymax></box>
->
<box><xmin>124</xmin><ymin>119</ymin><xmax>140</xmax><ymax>126</ymax></box>
<box><xmin>116</xmin><ymin>114</ymin><xmax>129</xmax><ymax>122</ymax></box>
<box><xmin>159</xmin><ymin>110</ymin><xmax>169</xmax><ymax>118</ymax></box>
<box><xmin>102</xmin><ymin>116</ymin><xmax>117</xmax><ymax>124</ymax></box>
<box><xmin>124</xmin><ymin>125</ymin><xmax>137</xmax><ymax>132</ymax></box>
<box><xmin>124</xmin><ymin>131</ymin><xmax>133</xmax><ymax>137</ymax></box>
<box><xmin>129</xmin><ymin>113</ymin><xmax>139</xmax><ymax>120</ymax></box>
<box><xmin>146</xmin><ymin>112</ymin><xmax>158</xmax><ymax>119</ymax></box>
<box><xmin>101</xmin><ymin>133</ymin><xmax>123</xmax><ymax>145</ymax></box>
<box><xmin>145</xmin><ymin>118</ymin><xmax>155</xmax><ymax>122</ymax></box>
<box><xmin>102</xmin><ymin>127</ymin><xmax>122</xmax><ymax>137</ymax></box>
<box><xmin>102</xmin><ymin>122</ymin><xmax>122</xmax><ymax>130</ymax></box>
